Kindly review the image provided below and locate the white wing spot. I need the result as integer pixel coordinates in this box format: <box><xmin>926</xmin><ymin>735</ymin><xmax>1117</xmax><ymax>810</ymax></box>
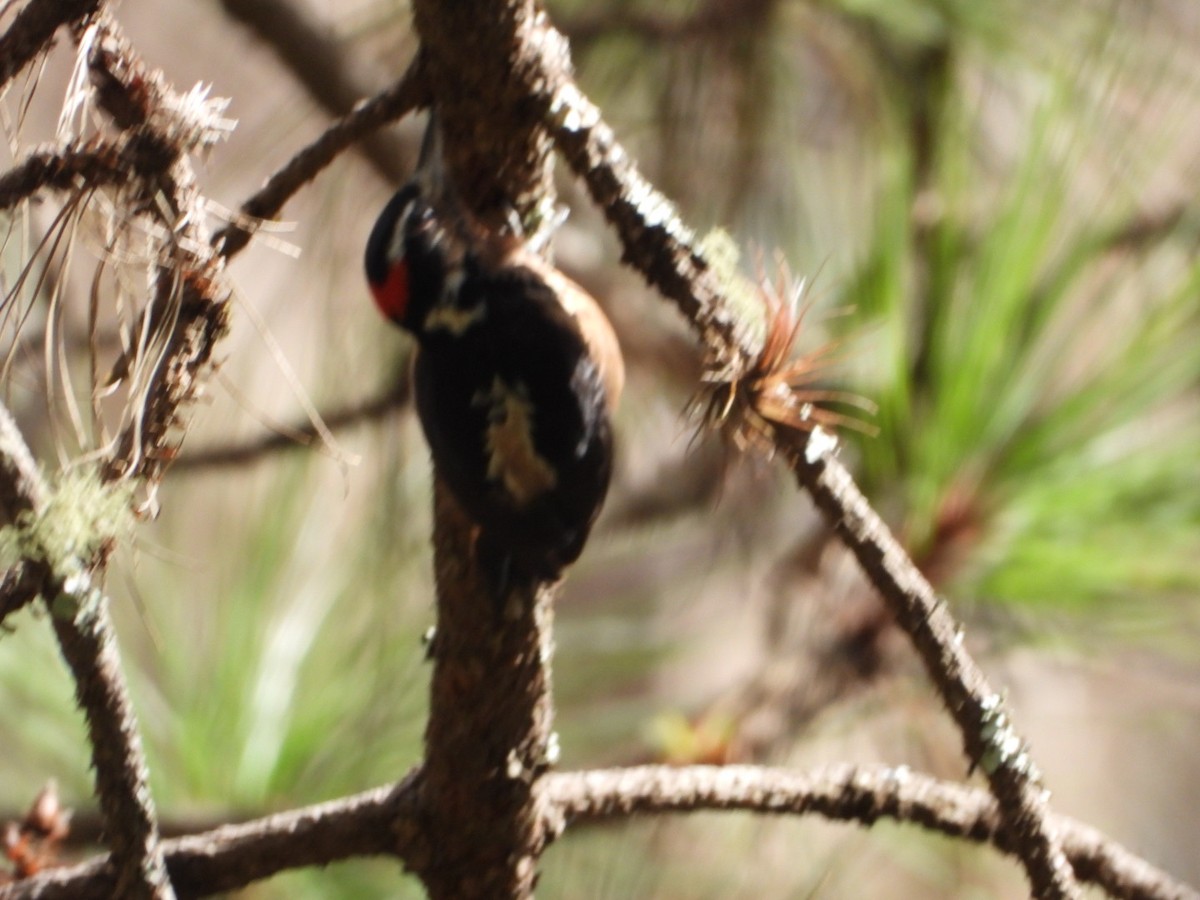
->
<box><xmin>474</xmin><ymin>377</ymin><xmax>557</xmax><ymax>504</ymax></box>
<box><xmin>424</xmin><ymin>301</ymin><xmax>486</xmax><ymax>334</ymax></box>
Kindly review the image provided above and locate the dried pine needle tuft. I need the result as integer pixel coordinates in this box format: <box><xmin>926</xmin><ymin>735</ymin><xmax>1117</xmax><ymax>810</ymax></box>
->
<box><xmin>695</xmin><ymin>252</ymin><xmax>877</xmax><ymax>456</ymax></box>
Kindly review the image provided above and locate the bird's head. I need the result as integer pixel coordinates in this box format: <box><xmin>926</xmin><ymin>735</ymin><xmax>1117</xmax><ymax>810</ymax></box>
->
<box><xmin>364</xmin><ymin>112</ymin><xmax>458</xmax><ymax>333</ymax></box>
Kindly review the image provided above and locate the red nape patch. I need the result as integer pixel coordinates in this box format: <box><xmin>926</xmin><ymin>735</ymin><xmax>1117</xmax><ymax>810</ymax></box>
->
<box><xmin>370</xmin><ymin>260</ymin><xmax>409</xmax><ymax>323</ymax></box>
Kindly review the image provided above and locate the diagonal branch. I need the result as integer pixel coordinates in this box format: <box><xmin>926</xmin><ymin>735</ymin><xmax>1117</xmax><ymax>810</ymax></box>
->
<box><xmin>543</xmin><ymin>764</ymin><xmax>1198</xmax><ymax>900</ymax></box>
<box><xmin>0</xmin><ymin>403</ymin><xmax>48</xmax><ymax>516</ymax></box>
<box><xmin>537</xmin><ymin>54</ymin><xmax>753</xmax><ymax>371</ymax></box>
<box><xmin>214</xmin><ymin>55</ymin><xmax>428</xmax><ymax>260</ymax></box>
<box><xmin>0</xmin><ymin>402</ymin><xmax>173</xmax><ymax>898</ymax></box>
<box><xmin>0</xmin><ymin>0</ymin><xmax>100</xmax><ymax>91</ymax></box>
<box><xmin>785</xmin><ymin>440</ymin><xmax>1078</xmax><ymax>894</ymax></box>
<box><xmin>531</xmin><ymin>23</ymin><xmax>1080</xmax><ymax>900</ymax></box>
<box><xmin>216</xmin><ymin>0</ymin><xmax>413</xmax><ymax>184</ymax></box>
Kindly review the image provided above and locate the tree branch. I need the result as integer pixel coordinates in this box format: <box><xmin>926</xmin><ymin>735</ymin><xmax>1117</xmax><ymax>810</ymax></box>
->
<box><xmin>0</xmin><ymin>402</ymin><xmax>48</xmax><ymax>517</ymax></box>
<box><xmin>0</xmin><ymin>131</ymin><xmax>176</xmax><ymax>213</ymax></box>
<box><xmin>214</xmin><ymin>55</ymin><xmax>428</xmax><ymax>260</ymax></box>
<box><xmin>786</xmin><ymin>440</ymin><xmax>1078</xmax><ymax>896</ymax></box>
<box><xmin>533</xmin><ymin>25</ymin><xmax>1081</xmax><ymax>900</ymax></box>
<box><xmin>6</xmin><ymin>764</ymin><xmax>1191</xmax><ymax>900</ymax></box>
<box><xmin>0</xmin><ymin>773</ymin><xmax>424</xmax><ymax>900</ymax></box>
<box><xmin>544</xmin><ymin>764</ymin><xmax>1198</xmax><ymax>900</ymax></box>
<box><xmin>47</xmin><ymin>587</ymin><xmax>175</xmax><ymax>899</ymax></box>
<box><xmin>0</xmin><ymin>0</ymin><xmax>100</xmax><ymax>92</ymax></box>
<box><xmin>398</xmin><ymin>3</ymin><xmax>566</xmax><ymax>897</ymax></box>
<box><xmin>411</xmin><ymin>483</ymin><xmax>558</xmax><ymax>900</ymax></box>
<box><xmin>0</xmin><ymin>404</ymin><xmax>51</xmax><ymax>625</ymax></box>
<box><xmin>216</xmin><ymin>0</ymin><xmax>413</xmax><ymax>185</ymax></box>
<box><xmin>173</xmin><ymin>376</ymin><xmax>411</xmax><ymax>472</ymax></box>
<box><xmin>0</xmin><ymin>560</ymin><xmax>47</xmax><ymax>624</ymax></box>
<box><xmin>540</xmin><ymin>57</ymin><xmax>753</xmax><ymax>372</ymax></box>
<box><xmin>0</xmin><ymin>402</ymin><xmax>173</xmax><ymax>898</ymax></box>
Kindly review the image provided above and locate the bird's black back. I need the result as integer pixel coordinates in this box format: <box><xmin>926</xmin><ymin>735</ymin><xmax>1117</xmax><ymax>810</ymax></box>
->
<box><xmin>413</xmin><ymin>259</ymin><xmax>613</xmax><ymax>580</ymax></box>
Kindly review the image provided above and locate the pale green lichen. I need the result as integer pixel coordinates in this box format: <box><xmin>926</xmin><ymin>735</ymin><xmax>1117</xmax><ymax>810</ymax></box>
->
<box><xmin>0</xmin><ymin>468</ymin><xmax>135</xmax><ymax>580</ymax></box>
<box><xmin>697</xmin><ymin>229</ymin><xmax>768</xmax><ymax>354</ymax></box>
<box><xmin>977</xmin><ymin>692</ymin><xmax>1042</xmax><ymax>782</ymax></box>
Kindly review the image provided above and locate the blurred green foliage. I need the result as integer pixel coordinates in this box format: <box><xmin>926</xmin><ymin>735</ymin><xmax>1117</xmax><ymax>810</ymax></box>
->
<box><xmin>1</xmin><ymin>0</ymin><xmax>1198</xmax><ymax>897</ymax></box>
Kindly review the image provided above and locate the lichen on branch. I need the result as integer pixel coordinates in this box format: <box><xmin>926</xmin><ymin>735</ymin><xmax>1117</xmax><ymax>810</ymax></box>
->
<box><xmin>0</xmin><ymin>469</ymin><xmax>132</xmax><ymax>583</ymax></box>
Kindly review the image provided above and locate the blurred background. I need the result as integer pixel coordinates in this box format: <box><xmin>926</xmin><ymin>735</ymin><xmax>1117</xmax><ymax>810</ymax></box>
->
<box><xmin>1</xmin><ymin>0</ymin><xmax>1198</xmax><ymax>896</ymax></box>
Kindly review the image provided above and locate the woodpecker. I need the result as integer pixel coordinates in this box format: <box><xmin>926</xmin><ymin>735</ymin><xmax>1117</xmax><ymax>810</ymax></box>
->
<box><xmin>364</xmin><ymin>117</ymin><xmax>623</xmax><ymax>596</ymax></box>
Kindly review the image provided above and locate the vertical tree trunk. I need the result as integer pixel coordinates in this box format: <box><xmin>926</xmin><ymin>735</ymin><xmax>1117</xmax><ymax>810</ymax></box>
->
<box><xmin>404</xmin><ymin>5</ymin><xmax>562</xmax><ymax>895</ymax></box>
<box><xmin>416</xmin><ymin>484</ymin><xmax>555</xmax><ymax>898</ymax></box>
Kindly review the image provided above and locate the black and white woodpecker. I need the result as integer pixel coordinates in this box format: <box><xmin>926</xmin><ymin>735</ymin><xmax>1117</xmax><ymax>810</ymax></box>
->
<box><xmin>364</xmin><ymin>115</ymin><xmax>623</xmax><ymax>597</ymax></box>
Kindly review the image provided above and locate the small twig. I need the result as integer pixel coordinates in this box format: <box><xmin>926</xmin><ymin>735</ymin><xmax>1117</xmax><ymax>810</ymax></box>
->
<box><xmin>0</xmin><ymin>772</ymin><xmax>424</xmax><ymax>900</ymax></box>
<box><xmin>0</xmin><ymin>0</ymin><xmax>100</xmax><ymax>91</ymax></box>
<box><xmin>536</xmin><ymin>34</ymin><xmax>1079</xmax><ymax>900</ymax></box>
<box><xmin>544</xmin><ymin>764</ymin><xmax>1198</xmax><ymax>900</ymax></box>
<box><xmin>0</xmin><ymin>131</ymin><xmax>175</xmax><ymax>213</ymax></box>
<box><xmin>174</xmin><ymin>376</ymin><xmax>410</xmax><ymax>472</ymax></box>
<box><xmin>216</xmin><ymin>0</ymin><xmax>413</xmax><ymax>184</ymax></box>
<box><xmin>214</xmin><ymin>55</ymin><xmax>428</xmax><ymax>260</ymax></box>
<box><xmin>62</xmin><ymin>20</ymin><xmax>422</xmax><ymax>483</ymax></box>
